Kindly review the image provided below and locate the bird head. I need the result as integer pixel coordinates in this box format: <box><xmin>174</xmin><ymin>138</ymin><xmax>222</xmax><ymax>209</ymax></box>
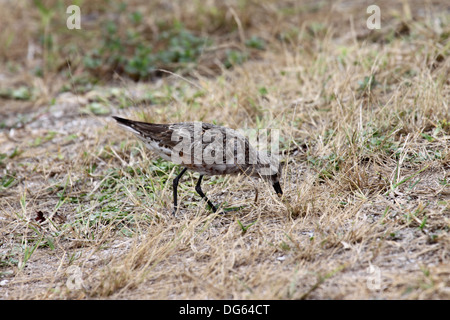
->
<box><xmin>255</xmin><ymin>156</ymin><xmax>283</xmax><ymax>197</ymax></box>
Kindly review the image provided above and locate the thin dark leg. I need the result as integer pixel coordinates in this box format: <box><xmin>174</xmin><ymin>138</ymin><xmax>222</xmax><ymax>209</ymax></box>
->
<box><xmin>172</xmin><ymin>167</ymin><xmax>188</xmax><ymax>214</ymax></box>
<box><xmin>195</xmin><ymin>175</ymin><xmax>218</xmax><ymax>213</ymax></box>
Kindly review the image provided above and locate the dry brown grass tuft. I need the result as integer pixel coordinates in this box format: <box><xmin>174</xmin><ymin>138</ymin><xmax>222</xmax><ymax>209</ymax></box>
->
<box><xmin>0</xmin><ymin>0</ymin><xmax>449</xmax><ymax>300</ymax></box>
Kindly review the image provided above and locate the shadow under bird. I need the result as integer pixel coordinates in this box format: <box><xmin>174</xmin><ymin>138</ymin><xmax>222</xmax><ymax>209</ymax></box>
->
<box><xmin>112</xmin><ymin>116</ymin><xmax>283</xmax><ymax>214</ymax></box>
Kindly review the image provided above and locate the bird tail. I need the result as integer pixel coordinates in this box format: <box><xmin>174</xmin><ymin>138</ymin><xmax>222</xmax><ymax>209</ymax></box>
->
<box><xmin>112</xmin><ymin>116</ymin><xmax>151</xmax><ymax>136</ymax></box>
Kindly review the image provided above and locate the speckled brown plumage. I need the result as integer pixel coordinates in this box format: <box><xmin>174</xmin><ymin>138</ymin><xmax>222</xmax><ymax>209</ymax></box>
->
<box><xmin>113</xmin><ymin>116</ymin><xmax>282</xmax><ymax>214</ymax></box>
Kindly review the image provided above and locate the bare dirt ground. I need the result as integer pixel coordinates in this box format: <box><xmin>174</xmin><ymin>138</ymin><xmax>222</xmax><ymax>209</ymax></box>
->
<box><xmin>0</xmin><ymin>1</ymin><xmax>449</xmax><ymax>299</ymax></box>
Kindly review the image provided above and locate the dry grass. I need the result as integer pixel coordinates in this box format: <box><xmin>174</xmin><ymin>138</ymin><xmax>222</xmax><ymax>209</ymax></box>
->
<box><xmin>0</xmin><ymin>0</ymin><xmax>449</xmax><ymax>299</ymax></box>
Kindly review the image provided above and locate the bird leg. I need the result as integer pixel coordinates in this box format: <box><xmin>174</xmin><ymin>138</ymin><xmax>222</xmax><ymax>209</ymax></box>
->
<box><xmin>195</xmin><ymin>175</ymin><xmax>218</xmax><ymax>213</ymax></box>
<box><xmin>172</xmin><ymin>167</ymin><xmax>188</xmax><ymax>215</ymax></box>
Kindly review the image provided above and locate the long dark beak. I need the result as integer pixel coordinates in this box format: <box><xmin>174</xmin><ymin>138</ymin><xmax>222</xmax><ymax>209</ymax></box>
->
<box><xmin>273</xmin><ymin>182</ymin><xmax>283</xmax><ymax>197</ymax></box>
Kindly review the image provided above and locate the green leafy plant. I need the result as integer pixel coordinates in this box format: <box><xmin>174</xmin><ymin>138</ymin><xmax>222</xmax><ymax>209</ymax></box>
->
<box><xmin>84</xmin><ymin>15</ymin><xmax>210</xmax><ymax>80</ymax></box>
<box><xmin>236</xmin><ymin>219</ymin><xmax>257</xmax><ymax>234</ymax></box>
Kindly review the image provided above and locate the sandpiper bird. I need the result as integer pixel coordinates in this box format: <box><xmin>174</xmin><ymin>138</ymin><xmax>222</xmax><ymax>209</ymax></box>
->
<box><xmin>112</xmin><ymin>116</ymin><xmax>283</xmax><ymax>214</ymax></box>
